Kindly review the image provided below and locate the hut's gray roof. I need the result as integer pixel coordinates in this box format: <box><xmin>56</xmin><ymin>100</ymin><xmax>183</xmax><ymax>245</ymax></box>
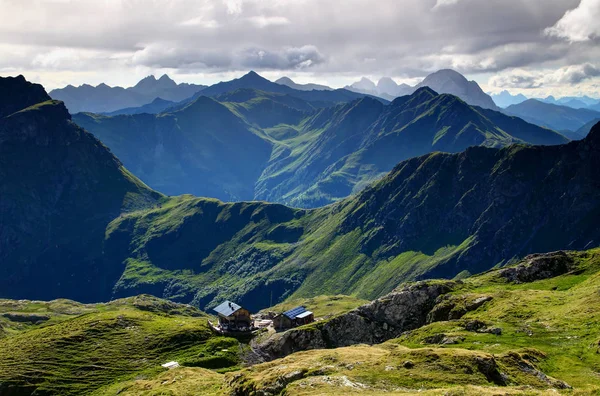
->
<box><xmin>213</xmin><ymin>301</ymin><xmax>242</xmax><ymax>317</ymax></box>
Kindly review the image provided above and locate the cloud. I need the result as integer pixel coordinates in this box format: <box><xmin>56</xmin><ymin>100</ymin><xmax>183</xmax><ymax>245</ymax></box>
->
<box><xmin>489</xmin><ymin>63</ymin><xmax>600</xmax><ymax>89</ymax></box>
<box><xmin>489</xmin><ymin>69</ymin><xmax>543</xmax><ymax>89</ymax></box>
<box><xmin>545</xmin><ymin>0</ymin><xmax>600</xmax><ymax>42</ymax></box>
<box><xmin>432</xmin><ymin>0</ymin><xmax>462</xmax><ymax>10</ymax></box>
<box><xmin>223</xmin><ymin>0</ymin><xmax>243</xmax><ymax>15</ymax></box>
<box><xmin>544</xmin><ymin>63</ymin><xmax>600</xmax><ymax>84</ymax></box>
<box><xmin>247</xmin><ymin>15</ymin><xmax>290</xmax><ymax>28</ymax></box>
<box><xmin>1</xmin><ymin>0</ymin><xmax>599</xmax><ymax>95</ymax></box>
<box><xmin>130</xmin><ymin>43</ymin><xmax>324</xmax><ymax>71</ymax></box>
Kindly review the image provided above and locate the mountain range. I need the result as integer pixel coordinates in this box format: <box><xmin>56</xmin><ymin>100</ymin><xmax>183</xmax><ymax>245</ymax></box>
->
<box><xmin>490</xmin><ymin>90</ymin><xmax>528</xmax><ymax>108</ymax></box>
<box><xmin>505</xmin><ymin>99</ymin><xmax>600</xmax><ymax>135</ymax></box>
<box><xmin>74</xmin><ymin>75</ymin><xmax>567</xmax><ymax>208</ymax></box>
<box><xmin>1</xmin><ymin>75</ymin><xmax>596</xmax><ymax>312</ymax></box>
<box><xmin>344</xmin><ymin>69</ymin><xmax>498</xmax><ymax>110</ymax></box>
<box><xmin>274</xmin><ymin>76</ymin><xmax>333</xmax><ymax>91</ymax></box>
<box><xmin>49</xmin><ymin>74</ymin><xmax>206</xmax><ymax>114</ymax></box>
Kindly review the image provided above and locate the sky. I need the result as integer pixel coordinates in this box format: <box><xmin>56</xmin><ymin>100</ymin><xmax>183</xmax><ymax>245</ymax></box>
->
<box><xmin>1</xmin><ymin>0</ymin><xmax>599</xmax><ymax>98</ymax></box>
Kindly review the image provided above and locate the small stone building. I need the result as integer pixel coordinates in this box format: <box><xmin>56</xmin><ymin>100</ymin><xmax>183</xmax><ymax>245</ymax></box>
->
<box><xmin>213</xmin><ymin>301</ymin><xmax>252</xmax><ymax>331</ymax></box>
<box><xmin>273</xmin><ymin>306</ymin><xmax>314</xmax><ymax>330</ymax></box>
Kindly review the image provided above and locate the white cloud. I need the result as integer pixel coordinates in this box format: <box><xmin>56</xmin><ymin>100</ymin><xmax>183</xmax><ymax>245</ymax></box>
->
<box><xmin>180</xmin><ymin>17</ymin><xmax>219</xmax><ymax>28</ymax></box>
<box><xmin>433</xmin><ymin>0</ymin><xmax>462</xmax><ymax>10</ymax></box>
<box><xmin>247</xmin><ymin>15</ymin><xmax>290</xmax><ymax>28</ymax></box>
<box><xmin>223</xmin><ymin>0</ymin><xmax>243</xmax><ymax>15</ymax></box>
<box><xmin>545</xmin><ymin>0</ymin><xmax>600</xmax><ymax>42</ymax></box>
<box><xmin>489</xmin><ymin>63</ymin><xmax>600</xmax><ymax>89</ymax></box>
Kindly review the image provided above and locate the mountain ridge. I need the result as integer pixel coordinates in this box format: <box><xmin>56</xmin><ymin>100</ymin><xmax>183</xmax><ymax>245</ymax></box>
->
<box><xmin>75</xmin><ymin>86</ymin><xmax>566</xmax><ymax>208</ymax></box>
<box><xmin>49</xmin><ymin>74</ymin><xmax>206</xmax><ymax>114</ymax></box>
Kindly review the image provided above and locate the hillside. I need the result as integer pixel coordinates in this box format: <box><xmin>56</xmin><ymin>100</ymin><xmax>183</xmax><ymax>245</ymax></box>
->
<box><xmin>506</xmin><ymin>99</ymin><xmax>600</xmax><ymax>132</ymax></box>
<box><xmin>0</xmin><ymin>76</ymin><xmax>161</xmax><ymax>302</ymax></box>
<box><xmin>76</xmin><ymin>86</ymin><xmax>567</xmax><ymax>208</ymax></box>
<box><xmin>49</xmin><ymin>75</ymin><xmax>205</xmax><ymax>114</ymax></box>
<box><xmin>3</xmin><ymin>250</ymin><xmax>600</xmax><ymax>394</ymax></box>
<box><xmin>99</xmin><ymin>122</ymin><xmax>598</xmax><ymax>311</ymax></box>
<box><xmin>0</xmin><ymin>295</ymin><xmax>242</xmax><ymax>395</ymax></box>
<box><xmin>75</xmin><ymin>96</ymin><xmax>273</xmax><ymax>202</ymax></box>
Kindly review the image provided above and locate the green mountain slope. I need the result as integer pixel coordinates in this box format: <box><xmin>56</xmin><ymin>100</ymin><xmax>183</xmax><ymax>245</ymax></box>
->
<box><xmin>0</xmin><ymin>76</ymin><xmax>161</xmax><ymax>303</ymax></box>
<box><xmin>258</xmin><ymin>88</ymin><xmax>566</xmax><ymax>207</ymax></box>
<box><xmin>0</xmin><ymin>75</ymin><xmax>596</xmax><ymax>311</ymax></box>
<box><xmin>75</xmin><ymin>87</ymin><xmax>567</xmax><ymax>208</ymax></box>
<box><xmin>74</xmin><ymin>96</ymin><xmax>273</xmax><ymax>201</ymax></box>
<box><xmin>102</xmin><ymin>122</ymin><xmax>599</xmax><ymax>311</ymax></box>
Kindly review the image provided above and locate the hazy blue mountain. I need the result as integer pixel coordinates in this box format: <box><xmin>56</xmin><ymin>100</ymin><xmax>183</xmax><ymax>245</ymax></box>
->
<box><xmin>377</xmin><ymin>77</ymin><xmax>412</xmax><ymax>97</ymax></box>
<box><xmin>348</xmin><ymin>77</ymin><xmax>377</xmax><ymax>93</ymax></box>
<box><xmin>560</xmin><ymin>99</ymin><xmax>589</xmax><ymax>109</ymax></box>
<box><xmin>505</xmin><ymin>99</ymin><xmax>600</xmax><ymax>132</ymax></box>
<box><xmin>345</xmin><ymin>77</ymin><xmax>412</xmax><ymax>100</ymax></box>
<box><xmin>76</xmin><ymin>86</ymin><xmax>566</xmax><ymax>209</ymax></box>
<box><xmin>49</xmin><ymin>75</ymin><xmax>206</xmax><ymax>114</ymax></box>
<box><xmin>105</xmin><ymin>97</ymin><xmax>176</xmax><ymax>116</ymax></box>
<box><xmin>414</xmin><ymin>69</ymin><xmax>498</xmax><ymax>110</ymax></box>
<box><xmin>490</xmin><ymin>90</ymin><xmax>528</xmax><ymax>108</ymax></box>
<box><xmin>558</xmin><ymin>95</ymin><xmax>598</xmax><ymax>107</ymax></box>
<box><xmin>180</xmin><ymin>71</ymin><xmax>382</xmax><ymax>109</ymax></box>
<box><xmin>275</xmin><ymin>76</ymin><xmax>332</xmax><ymax>91</ymax></box>
<box><xmin>574</xmin><ymin>117</ymin><xmax>600</xmax><ymax>138</ymax></box>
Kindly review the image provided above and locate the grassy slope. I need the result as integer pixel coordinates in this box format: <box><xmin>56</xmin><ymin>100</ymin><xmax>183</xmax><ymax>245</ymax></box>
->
<box><xmin>258</xmin><ymin>295</ymin><xmax>368</xmax><ymax>319</ymax></box>
<box><xmin>76</xmin><ymin>249</ymin><xmax>600</xmax><ymax>395</ymax></box>
<box><xmin>0</xmin><ymin>295</ymin><xmax>241</xmax><ymax>396</ymax></box>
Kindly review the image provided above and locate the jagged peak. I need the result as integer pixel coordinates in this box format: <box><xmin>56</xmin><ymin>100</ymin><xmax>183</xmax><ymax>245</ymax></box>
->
<box><xmin>158</xmin><ymin>74</ymin><xmax>174</xmax><ymax>82</ymax></box>
<box><xmin>139</xmin><ymin>75</ymin><xmax>157</xmax><ymax>82</ymax></box>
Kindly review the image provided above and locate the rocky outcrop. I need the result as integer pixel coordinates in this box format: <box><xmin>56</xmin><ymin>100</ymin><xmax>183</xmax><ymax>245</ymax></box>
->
<box><xmin>256</xmin><ymin>280</ymin><xmax>457</xmax><ymax>360</ymax></box>
<box><xmin>498</xmin><ymin>251</ymin><xmax>578</xmax><ymax>283</ymax></box>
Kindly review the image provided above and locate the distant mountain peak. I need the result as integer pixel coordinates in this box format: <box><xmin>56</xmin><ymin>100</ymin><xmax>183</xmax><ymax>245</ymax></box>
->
<box><xmin>414</xmin><ymin>69</ymin><xmax>497</xmax><ymax>110</ymax></box>
<box><xmin>158</xmin><ymin>74</ymin><xmax>174</xmax><ymax>82</ymax></box>
<box><xmin>243</xmin><ymin>70</ymin><xmax>263</xmax><ymax>79</ymax></box>
<box><xmin>275</xmin><ymin>76</ymin><xmax>294</xmax><ymax>84</ymax></box>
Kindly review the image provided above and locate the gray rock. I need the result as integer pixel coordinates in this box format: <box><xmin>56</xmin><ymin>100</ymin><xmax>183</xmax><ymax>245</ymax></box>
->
<box><xmin>256</xmin><ymin>280</ymin><xmax>456</xmax><ymax>360</ymax></box>
<box><xmin>498</xmin><ymin>251</ymin><xmax>576</xmax><ymax>283</ymax></box>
